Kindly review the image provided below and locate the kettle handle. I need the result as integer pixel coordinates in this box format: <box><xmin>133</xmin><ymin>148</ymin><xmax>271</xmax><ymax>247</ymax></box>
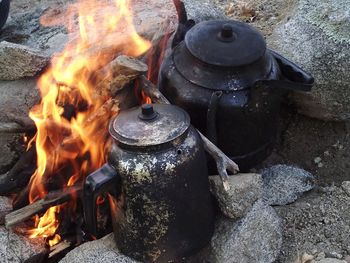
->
<box><xmin>257</xmin><ymin>49</ymin><xmax>314</xmax><ymax>91</ymax></box>
<box><xmin>83</xmin><ymin>163</ymin><xmax>121</xmax><ymax>238</ymax></box>
<box><xmin>172</xmin><ymin>0</ymin><xmax>195</xmax><ymax>48</ymax></box>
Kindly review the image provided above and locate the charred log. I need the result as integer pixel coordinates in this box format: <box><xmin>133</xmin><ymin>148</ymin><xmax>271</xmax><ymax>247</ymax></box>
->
<box><xmin>5</xmin><ymin>186</ymin><xmax>82</xmax><ymax>228</ymax></box>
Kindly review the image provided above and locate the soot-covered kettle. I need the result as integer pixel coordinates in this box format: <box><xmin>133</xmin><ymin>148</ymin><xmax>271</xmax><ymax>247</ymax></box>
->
<box><xmin>159</xmin><ymin>19</ymin><xmax>314</xmax><ymax>170</ymax></box>
<box><xmin>83</xmin><ymin>104</ymin><xmax>214</xmax><ymax>263</ymax></box>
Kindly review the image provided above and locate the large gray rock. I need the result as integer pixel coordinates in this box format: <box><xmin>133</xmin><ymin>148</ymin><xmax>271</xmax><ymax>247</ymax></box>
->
<box><xmin>0</xmin><ymin>226</ymin><xmax>47</xmax><ymax>263</ymax></box>
<box><xmin>183</xmin><ymin>0</ymin><xmax>226</xmax><ymax>22</ymax></box>
<box><xmin>209</xmin><ymin>173</ymin><xmax>262</xmax><ymax>219</ymax></box>
<box><xmin>1</xmin><ymin>0</ymin><xmax>178</xmax><ymax>59</ymax></box>
<box><xmin>59</xmin><ymin>233</ymin><xmax>139</xmax><ymax>263</ymax></box>
<box><xmin>210</xmin><ymin>200</ymin><xmax>283</xmax><ymax>263</ymax></box>
<box><xmin>0</xmin><ymin>41</ymin><xmax>49</xmax><ymax>80</ymax></box>
<box><xmin>269</xmin><ymin>0</ymin><xmax>350</xmax><ymax>121</ymax></box>
<box><xmin>261</xmin><ymin>165</ymin><xmax>315</xmax><ymax>206</ymax></box>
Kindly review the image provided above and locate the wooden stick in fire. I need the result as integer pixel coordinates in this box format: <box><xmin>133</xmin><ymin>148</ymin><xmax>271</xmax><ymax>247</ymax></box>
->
<box><xmin>5</xmin><ymin>186</ymin><xmax>82</xmax><ymax>228</ymax></box>
<box><xmin>139</xmin><ymin>76</ymin><xmax>239</xmax><ymax>190</ymax></box>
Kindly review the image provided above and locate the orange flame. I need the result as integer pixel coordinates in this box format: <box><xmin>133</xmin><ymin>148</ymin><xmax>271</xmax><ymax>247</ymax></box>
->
<box><xmin>27</xmin><ymin>0</ymin><xmax>150</xmax><ymax>246</ymax></box>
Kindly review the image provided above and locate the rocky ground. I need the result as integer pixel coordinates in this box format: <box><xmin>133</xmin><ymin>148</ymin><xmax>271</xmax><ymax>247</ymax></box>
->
<box><xmin>0</xmin><ymin>0</ymin><xmax>349</xmax><ymax>262</ymax></box>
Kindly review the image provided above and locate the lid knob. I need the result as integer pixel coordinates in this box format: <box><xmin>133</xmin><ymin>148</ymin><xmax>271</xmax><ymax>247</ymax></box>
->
<box><xmin>221</xmin><ymin>24</ymin><xmax>233</xmax><ymax>38</ymax></box>
<box><xmin>139</xmin><ymin>104</ymin><xmax>158</xmax><ymax>121</ymax></box>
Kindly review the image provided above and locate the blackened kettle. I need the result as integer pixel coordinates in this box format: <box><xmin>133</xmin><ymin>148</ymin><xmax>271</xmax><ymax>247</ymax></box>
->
<box><xmin>83</xmin><ymin>104</ymin><xmax>214</xmax><ymax>262</ymax></box>
<box><xmin>159</xmin><ymin>19</ymin><xmax>314</xmax><ymax>170</ymax></box>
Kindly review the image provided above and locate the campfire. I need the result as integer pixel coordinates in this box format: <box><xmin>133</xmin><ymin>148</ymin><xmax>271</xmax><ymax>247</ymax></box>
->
<box><xmin>26</xmin><ymin>0</ymin><xmax>151</xmax><ymax>246</ymax></box>
<box><xmin>0</xmin><ymin>0</ymin><xmax>326</xmax><ymax>262</ymax></box>
<box><xmin>6</xmin><ymin>0</ymin><xmax>163</xmax><ymax>250</ymax></box>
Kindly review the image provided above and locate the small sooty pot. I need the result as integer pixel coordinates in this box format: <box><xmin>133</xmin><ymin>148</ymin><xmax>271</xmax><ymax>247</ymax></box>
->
<box><xmin>84</xmin><ymin>104</ymin><xmax>214</xmax><ymax>263</ymax></box>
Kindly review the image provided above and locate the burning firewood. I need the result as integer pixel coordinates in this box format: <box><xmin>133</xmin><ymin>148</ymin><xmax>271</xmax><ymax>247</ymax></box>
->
<box><xmin>140</xmin><ymin>76</ymin><xmax>239</xmax><ymax>190</ymax></box>
<box><xmin>5</xmin><ymin>186</ymin><xmax>82</xmax><ymax>229</ymax></box>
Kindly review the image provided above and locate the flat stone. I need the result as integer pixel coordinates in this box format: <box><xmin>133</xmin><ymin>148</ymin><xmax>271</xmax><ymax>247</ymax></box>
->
<box><xmin>59</xmin><ymin>233</ymin><xmax>139</xmax><ymax>263</ymax></box>
<box><xmin>268</xmin><ymin>0</ymin><xmax>350</xmax><ymax>121</ymax></box>
<box><xmin>210</xmin><ymin>200</ymin><xmax>283</xmax><ymax>263</ymax></box>
<box><xmin>0</xmin><ymin>226</ymin><xmax>47</xmax><ymax>263</ymax></box>
<box><xmin>209</xmin><ymin>173</ymin><xmax>262</xmax><ymax>219</ymax></box>
<box><xmin>0</xmin><ymin>41</ymin><xmax>49</xmax><ymax>80</ymax></box>
<box><xmin>0</xmin><ymin>196</ymin><xmax>12</xmax><ymax>225</ymax></box>
<box><xmin>261</xmin><ymin>165</ymin><xmax>315</xmax><ymax>206</ymax></box>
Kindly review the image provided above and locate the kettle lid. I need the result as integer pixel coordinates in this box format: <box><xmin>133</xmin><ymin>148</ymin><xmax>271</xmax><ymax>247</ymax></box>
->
<box><xmin>110</xmin><ymin>104</ymin><xmax>190</xmax><ymax>148</ymax></box>
<box><xmin>185</xmin><ymin>20</ymin><xmax>266</xmax><ymax>67</ymax></box>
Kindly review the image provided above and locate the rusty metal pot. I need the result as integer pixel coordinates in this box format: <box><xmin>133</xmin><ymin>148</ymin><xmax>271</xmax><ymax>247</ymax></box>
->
<box><xmin>83</xmin><ymin>104</ymin><xmax>214</xmax><ymax>262</ymax></box>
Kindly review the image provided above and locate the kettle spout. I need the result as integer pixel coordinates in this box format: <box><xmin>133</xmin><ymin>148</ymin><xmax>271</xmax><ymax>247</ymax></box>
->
<box><xmin>257</xmin><ymin>49</ymin><xmax>314</xmax><ymax>92</ymax></box>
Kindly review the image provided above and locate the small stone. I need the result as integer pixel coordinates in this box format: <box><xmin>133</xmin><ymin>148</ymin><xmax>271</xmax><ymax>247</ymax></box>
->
<box><xmin>316</xmin><ymin>252</ymin><xmax>326</xmax><ymax>260</ymax></box>
<box><xmin>344</xmin><ymin>255</ymin><xmax>350</xmax><ymax>263</ymax></box>
<box><xmin>261</xmin><ymin>165</ymin><xmax>315</xmax><ymax>206</ymax></box>
<box><xmin>326</xmin><ymin>251</ymin><xmax>343</xmax><ymax>259</ymax></box>
<box><xmin>0</xmin><ymin>41</ymin><xmax>49</xmax><ymax>80</ymax></box>
<box><xmin>300</xmin><ymin>252</ymin><xmax>314</xmax><ymax>262</ymax></box>
<box><xmin>341</xmin><ymin>181</ymin><xmax>350</xmax><ymax>196</ymax></box>
<box><xmin>318</xmin><ymin>162</ymin><xmax>324</xmax><ymax>168</ymax></box>
<box><xmin>59</xmin><ymin>233</ymin><xmax>139</xmax><ymax>263</ymax></box>
<box><xmin>0</xmin><ymin>196</ymin><xmax>12</xmax><ymax>225</ymax></box>
<box><xmin>183</xmin><ymin>0</ymin><xmax>226</xmax><ymax>22</ymax></box>
<box><xmin>324</xmin><ymin>151</ymin><xmax>330</xmax><ymax>156</ymax></box>
<box><xmin>209</xmin><ymin>173</ymin><xmax>262</xmax><ymax>219</ymax></box>
<box><xmin>314</xmin><ymin>157</ymin><xmax>322</xmax><ymax>164</ymax></box>
<box><xmin>209</xmin><ymin>200</ymin><xmax>283</xmax><ymax>263</ymax></box>
<box><xmin>0</xmin><ymin>226</ymin><xmax>48</xmax><ymax>263</ymax></box>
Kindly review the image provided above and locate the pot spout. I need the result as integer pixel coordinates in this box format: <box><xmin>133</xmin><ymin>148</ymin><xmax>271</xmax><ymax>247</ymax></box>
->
<box><xmin>257</xmin><ymin>49</ymin><xmax>314</xmax><ymax>92</ymax></box>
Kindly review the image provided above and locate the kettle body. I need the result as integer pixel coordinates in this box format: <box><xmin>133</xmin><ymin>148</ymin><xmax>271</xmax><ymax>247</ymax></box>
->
<box><xmin>159</xmin><ymin>20</ymin><xmax>314</xmax><ymax>170</ymax></box>
<box><xmin>84</xmin><ymin>104</ymin><xmax>214</xmax><ymax>263</ymax></box>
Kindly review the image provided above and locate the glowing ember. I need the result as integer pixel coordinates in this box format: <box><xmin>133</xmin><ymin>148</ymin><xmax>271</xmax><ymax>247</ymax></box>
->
<box><xmin>27</xmin><ymin>0</ymin><xmax>150</xmax><ymax>246</ymax></box>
